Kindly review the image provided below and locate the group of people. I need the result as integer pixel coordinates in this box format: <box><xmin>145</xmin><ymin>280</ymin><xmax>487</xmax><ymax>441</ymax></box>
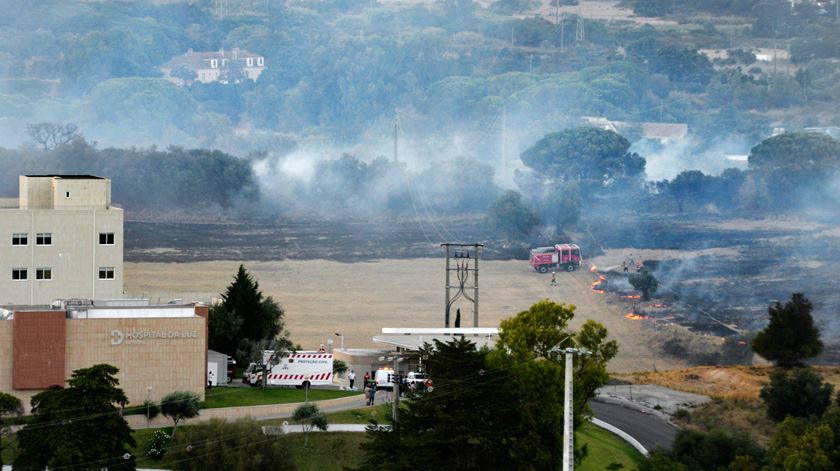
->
<box><xmin>348</xmin><ymin>370</ymin><xmax>379</xmax><ymax>406</ymax></box>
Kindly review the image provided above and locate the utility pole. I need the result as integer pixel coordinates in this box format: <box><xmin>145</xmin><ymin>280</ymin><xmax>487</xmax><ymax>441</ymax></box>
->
<box><xmin>560</xmin><ymin>14</ymin><xmax>566</xmax><ymax>52</ymax></box>
<box><xmin>393</xmin><ymin>110</ymin><xmax>399</xmax><ymax>162</ymax></box>
<box><xmin>558</xmin><ymin>347</ymin><xmax>591</xmax><ymax>471</ymax></box>
<box><xmin>501</xmin><ymin>104</ymin><xmax>507</xmax><ymax>180</ymax></box>
<box><xmin>392</xmin><ymin>356</ymin><xmax>402</xmax><ymax>424</ymax></box>
<box><xmin>441</xmin><ymin>243</ymin><xmax>483</xmax><ymax>328</ymax></box>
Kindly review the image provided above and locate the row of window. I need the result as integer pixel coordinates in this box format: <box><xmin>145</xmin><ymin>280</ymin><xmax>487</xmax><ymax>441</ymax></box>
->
<box><xmin>208</xmin><ymin>57</ymin><xmax>264</xmax><ymax>69</ymax></box>
<box><xmin>10</xmin><ymin>267</ymin><xmax>115</xmax><ymax>281</ymax></box>
<box><xmin>10</xmin><ymin>232</ymin><xmax>115</xmax><ymax>246</ymax></box>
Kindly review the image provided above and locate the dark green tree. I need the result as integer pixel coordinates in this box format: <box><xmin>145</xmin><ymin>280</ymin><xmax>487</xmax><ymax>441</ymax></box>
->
<box><xmin>764</xmin><ymin>414</ymin><xmax>840</xmax><ymax>470</ymax></box>
<box><xmin>487</xmin><ymin>190</ymin><xmax>541</xmax><ymax>241</ymax></box>
<box><xmin>629</xmin><ymin>268</ymin><xmax>659</xmax><ymax>300</ymax></box>
<box><xmin>360</xmin><ymin>337</ymin><xmax>518</xmax><ymax>470</ymax></box>
<box><xmin>0</xmin><ymin>392</ymin><xmax>23</xmax><ymax>468</ymax></box>
<box><xmin>760</xmin><ymin>368</ymin><xmax>834</xmax><ymax>421</ymax></box>
<box><xmin>161</xmin><ymin>418</ymin><xmax>296</xmax><ymax>471</ymax></box>
<box><xmin>210</xmin><ymin>265</ymin><xmax>289</xmax><ymax>364</ymax></box>
<box><xmin>667</xmin><ymin>170</ymin><xmax>708</xmax><ymax>213</ymax></box>
<box><xmin>748</xmin><ymin>132</ymin><xmax>840</xmax><ymax>171</ymax></box>
<box><xmin>160</xmin><ymin>390</ymin><xmax>201</xmax><ymax>439</ymax></box>
<box><xmin>751</xmin><ymin>293</ymin><xmax>823</xmax><ymax>367</ymax></box>
<box><xmin>520</xmin><ymin>127</ymin><xmax>645</xmax><ymax>186</ymax></box>
<box><xmin>15</xmin><ymin>364</ymin><xmax>136</xmax><ymax>471</ymax></box>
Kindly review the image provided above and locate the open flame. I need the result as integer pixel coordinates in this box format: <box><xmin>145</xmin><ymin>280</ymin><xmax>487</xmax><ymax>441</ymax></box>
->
<box><xmin>625</xmin><ymin>313</ymin><xmax>650</xmax><ymax>321</ymax></box>
<box><xmin>649</xmin><ymin>303</ymin><xmax>669</xmax><ymax>309</ymax></box>
<box><xmin>622</xmin><ymin>294</ymin><xmax>641</xmax><ymax>299</ymax></box>
<box><xmin>589</xmin><ymin>264</ymin><xmax>598</xmax><ymax>273</ymax></box>
<box><xmin>591</xmin><ymin>275</ymin><xmax>606</xmax><ymax>293</ymax></box>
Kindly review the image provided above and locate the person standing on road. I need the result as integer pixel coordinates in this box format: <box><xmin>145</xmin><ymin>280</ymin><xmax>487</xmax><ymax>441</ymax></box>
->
<box><xmin>550</xmin><ymin>272</ymin><xmax>557</xmax><ymax>286</ymax></box>
<box><xmin>366</xmin><ymin>381</ymin><xmax>376</xmax><ymax>406</ymax></box>
<box><xmin>348</xmin><ymin>370</ymin><xmax>356</xmax><ymax>389</ymax></box>
<box><xmin>363</xmin><ymin>371</ymin><xmax>370</xmax><ymax>386</ymax></box>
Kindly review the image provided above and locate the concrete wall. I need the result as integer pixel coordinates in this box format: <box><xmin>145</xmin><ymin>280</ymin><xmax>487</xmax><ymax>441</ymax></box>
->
<box><xmin>0</xmin><ymin>207</ymin><xmax>123</xmax><ymax>304</ymax></box>
<box><xmin>51</xmin><ymin>178</ymin><xmax>110</xmax><ymax>209</ymax></box>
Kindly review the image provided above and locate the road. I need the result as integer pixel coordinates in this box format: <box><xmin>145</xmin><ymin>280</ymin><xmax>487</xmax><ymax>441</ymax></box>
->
<box><xmin>588</xmin><ymin>399</ymin><xmax>678</xmax><ymax>451</ymax></box>
<box><xmin>257</xmin><ymin>391</ymin><xmax>678</xmax><ymax>452</ymax></box>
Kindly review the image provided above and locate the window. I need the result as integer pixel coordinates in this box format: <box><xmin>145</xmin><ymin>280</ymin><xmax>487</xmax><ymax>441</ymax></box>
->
<box><xmin>246</xmin><ymin>57</ymin><xmax>253</xmax><ymax>67</ymax></box>
<box><xmin>257</xmin><ymin>57</ymin><xmax>264</xmax><ymax>66</ymax></box>
<box><xmin>11</xmin><ymin>233</ymin><xmax>27</xmax><ymax>246</ymax></box>
<box><xmin>65</xmin><ymin>191</ymin><xmax>70</xmax><ymax>198</ymax></box>
<box><xmin>36</xmin><ymin>268</ymin><xmax>52</xmax><ymax>280</ymax></box>
<box><xmin>36</xmin><ymin>233</ymin><xmax>52</xmax><ymax>245</ymax></box>
<box><xmin>99</xmin><ymin>232</ymin><xmax>115</xmax><ymax>245</ymax></box>
<box><xmin>12</xmin><ymin>268</ymin><xmax>27</xmax><ymax>281</ymax></box>
<box><xmin>98</xmin><ymin>267</ymin><xmax>115</xmax><ymax>280</ymax></box>
<box><xmin>210</xmin><ymin>59</ymin><xmax>218</xmax><ymax>68</ymax></box>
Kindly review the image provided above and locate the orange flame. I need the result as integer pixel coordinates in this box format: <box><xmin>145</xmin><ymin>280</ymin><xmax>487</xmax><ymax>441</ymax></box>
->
<box><xmin>625</xmin><ymin>313</ymin><xmax>650</xmax><ymax>321</ymax></box>
<box><xmin>591</xmin><ymin>274</ymin><xmax>606</xmax><ymax>293</ymax></box>
<box><xmin>622</xmin><ymin>295</ymin><xmax>641</xmax><ymax>299</ymax></box>
<box><xmin>589</xmin><ymin>264</ymin><xmax>598</xmax><ymax>273</ymax></box>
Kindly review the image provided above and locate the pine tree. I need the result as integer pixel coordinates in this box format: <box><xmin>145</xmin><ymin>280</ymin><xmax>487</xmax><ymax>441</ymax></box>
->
<box><xmin>752</xmin><ymin>293</ymin><xmax>823</xmax><ymax>367</ymax></box>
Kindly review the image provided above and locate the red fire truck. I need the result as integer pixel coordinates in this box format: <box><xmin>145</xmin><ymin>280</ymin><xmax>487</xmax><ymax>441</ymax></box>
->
<box><xmin>529</xmin><ymin>244</ymin><xmax>582</xmax><ymax>273</ymax></box>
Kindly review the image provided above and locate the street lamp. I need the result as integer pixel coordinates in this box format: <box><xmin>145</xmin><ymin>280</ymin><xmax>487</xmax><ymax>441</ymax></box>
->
<box><xmin>334</xmin><ymin>332</ymin><xmax>344</xmax><ymax>350</ymax></box>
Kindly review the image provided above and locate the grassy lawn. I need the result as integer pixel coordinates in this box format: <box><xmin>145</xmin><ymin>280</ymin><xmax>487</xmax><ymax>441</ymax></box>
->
<box><xmin>323</xmin><ymin>404</ymin><xmax>391</xmax><ymax>424</ymax></box>
<box><xmin>281</xmin><ymin>433</ymin><xmax>369</xmax><ymax>471</ymax></box>
<box><xmin>578</xmin><ymin>423</ymin><xmax>646</xmax><ymax>471</ymax></box>
<box><xmin>202</xmin><ymin>386</ymin><xmax>361</xmax><ymax>409</ymax></box>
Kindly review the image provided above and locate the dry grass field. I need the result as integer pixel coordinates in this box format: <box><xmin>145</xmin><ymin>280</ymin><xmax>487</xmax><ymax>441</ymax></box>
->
<box><xmin>124</xmin><ymin>258</ymin><xmax>686</xmax><ymax>373</ymax></box>
<box><xmin>616</xmin><ymin>365</ymin><xmax>840</xmax><ymax>401</ymax></box>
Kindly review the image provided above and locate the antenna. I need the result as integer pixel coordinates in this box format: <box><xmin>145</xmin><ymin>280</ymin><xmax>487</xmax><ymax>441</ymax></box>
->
<box><xmin>393</xmin><ymin>110</ymin><xmax>400</xmax><ymax>162</ymax></box>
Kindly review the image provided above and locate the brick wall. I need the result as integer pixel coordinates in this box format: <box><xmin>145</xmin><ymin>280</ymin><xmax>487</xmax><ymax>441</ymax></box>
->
<box><xmin>13</xmin><ymin>311</ymin><xmax>66</xmax><ymax>389</ymax></box>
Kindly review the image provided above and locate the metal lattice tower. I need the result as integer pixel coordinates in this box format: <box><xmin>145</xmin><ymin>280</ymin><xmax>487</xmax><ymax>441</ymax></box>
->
<box><xmin>442</xmin><ymin>243</ymin><xmax>483</xmax><ymax>328</ymax></box>
<box><xmin>575</xmin><ymin>16</ymin><xmax>585</xmax><ymax>43</ymax></box>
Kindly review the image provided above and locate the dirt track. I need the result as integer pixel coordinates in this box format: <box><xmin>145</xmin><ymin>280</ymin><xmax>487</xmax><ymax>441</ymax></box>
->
<box><xmin>124</xmin><ymin>259</ymin><xmax>685</xmax><ymax>373</ymax></box>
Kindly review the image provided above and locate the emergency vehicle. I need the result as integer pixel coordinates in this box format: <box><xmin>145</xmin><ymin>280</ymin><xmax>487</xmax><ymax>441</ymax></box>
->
<box><xmin>244</xmin><ymin>350</ymin><xmax>334</xmax><ymax>389</ymax></box>
<box><xmin>529</xmin><ymin>244</ymin><xmax>582</xmax><ymax>273</ymax></box>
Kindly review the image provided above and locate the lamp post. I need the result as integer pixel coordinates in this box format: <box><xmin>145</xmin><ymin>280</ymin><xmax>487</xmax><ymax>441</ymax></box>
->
<box><xmin>334</xmin><ymin>332</ymin><xmax>344</xmax><ymax>351</ymax></box>
<box><xmin>146</xmin><ymin>386</ymin><xmax>152</xmax><ymax>427</ymax></box>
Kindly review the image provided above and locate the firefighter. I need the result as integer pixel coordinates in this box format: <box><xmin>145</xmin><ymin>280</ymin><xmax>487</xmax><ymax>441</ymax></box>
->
<box><xmin>550</xmin><ymin>272</ymin><xmax>557</xmax><ymax>286</ymax></box>
<box><xmin>622</xmin><ymin>260</ymin><xmax>628</xmax><ymax>272</ymax></box>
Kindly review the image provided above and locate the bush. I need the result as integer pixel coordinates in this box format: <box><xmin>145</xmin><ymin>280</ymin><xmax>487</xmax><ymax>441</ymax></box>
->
<box><xmin>760</xmin><ymin>367</ymin><xmax>833</xmax><ymax>422</ymax></box>
<box><xmin>146</xmin><ymin>429</ymin><xmax>170</xmax><ymax>459</ymax></box>
<box><xmin>161</xmin><ymin>418</ymin><xmax>295</xmax><ymax>471</ymax></box>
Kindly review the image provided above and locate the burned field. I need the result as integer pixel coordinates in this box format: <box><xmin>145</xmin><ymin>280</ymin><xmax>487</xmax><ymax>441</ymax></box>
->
<box><xmin>125</xmin><ymin>215</ymin><xmax>840</xmax><ymax>363</ymax></box>
<box><xmin>583</xmin><ymin>216</ymin><xmax>840</xmax><ymax>363</ymax></box>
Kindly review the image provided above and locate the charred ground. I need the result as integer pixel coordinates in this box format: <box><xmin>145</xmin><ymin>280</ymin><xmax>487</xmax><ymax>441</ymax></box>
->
<box><xmin>125</xmin><ymin>215</ymin><xmax>840</xmax><ymax>362</ymax></box>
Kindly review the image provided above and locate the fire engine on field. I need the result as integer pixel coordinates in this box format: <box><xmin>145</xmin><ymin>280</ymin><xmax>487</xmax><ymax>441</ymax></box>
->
<box><xmin>529</xmin><ymin>244</ymin><xmax>582</xmax><ymax>273</ymax></box>
<box><xmin>243</xmin><ymin>350</ymin><xmax>334</xmax><ymax>389</ymax></box>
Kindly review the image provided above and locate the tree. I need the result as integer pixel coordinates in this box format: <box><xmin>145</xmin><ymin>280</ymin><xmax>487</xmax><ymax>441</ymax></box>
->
<box><xmin>15</xmin><ymin>364</ymin><xmax>136</xmax><ymax>471</ymax></box>
<box><xmin>26</xmin><ymin>122</ymin><xmax>80</xmax><ymax>151</ymax></box>
<box><xmin>360</xmin><ymin>338</ymin><xmax>518</xmax><ymax>470</ymax></box>
<box><xmin>160</xmin><ymin>391</ymin><xmax>201</xmax><ymax>439</ymax></box>
<box><xmin>0</xmin><ymin>392</ymin><xmax>22</xmax><ymax>468</ymax></box>
<box><xmin>487</xmin><ymin>190</ymin><xmax>541</xmax><ymax>241</ymax></box>
<box><xmin>667</xmin><ymin>170</ymin><xmax>708</xmax><ymax>213</ymax></box>
<box><xmin>161</xmin><ymin>418</ymin><xmax>295</xmax><ymax>471</ymax></box>
<box><xmin>629</xmin><ymin>268</ymin><xmax>659</xmax><ymax>300</ymax></box>
<box><xmin>170</xmin><ymin>64</ymin><xmax>197</xmax><ymax>83</ymax></box>
<box><xmin>519</xmin><ymin>127</ymin><xmax>645</xmax><ymax>186</ymax></box>
<box><xmin>333</xmin><ymin>359</ymin><xmax>348</xmax><ymax>376</ymax></box>
<box><xmin>765</xmin><ymin>415</ymin><xmax>839</xmax><ymax>471</ymax></box>
<box><xmin>292</xmin><ymin>403</ymin><xmax>328</xmax><ymax>447</ymax></box>
<box><xmin>751</xmin><ymin>293</ymin><xmax>823</xmax><ymax>367</ymax></box>
<box><xmin>210</xmin><ymin>264</ymin><xmax>290</xmax><ymax>365</ymax></box>
<box><xmin>748</xmin><ymin>132</ymin><xmax>840</xmax><ymax>171</ymax></box>
<box><xmin>760</xmin><ymin>368</ymin><xmax>834</xmax><ymax>421</ymax></box>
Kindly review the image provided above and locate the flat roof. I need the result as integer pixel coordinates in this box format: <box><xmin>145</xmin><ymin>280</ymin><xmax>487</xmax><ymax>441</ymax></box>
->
<box><xmin>24</xmin><ymin>174</ymin><xmax>104</xmax><ymax>179</ymax></box>
<box><xmin>373</xmin><ymin>334</ymin><xmax>498</xmax><ymax>350</ymax></box>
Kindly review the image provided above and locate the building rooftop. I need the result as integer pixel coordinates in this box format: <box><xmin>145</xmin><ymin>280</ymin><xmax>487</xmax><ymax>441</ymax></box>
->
<box><xmin>162</xmin><ymin>48</ymin><xmax>262</xmax><ymax>70</ymax></box>
<box><xmin>24</xmin><ymin>174</ymin><xmax>104</xmax><ymax>179</ymax></box>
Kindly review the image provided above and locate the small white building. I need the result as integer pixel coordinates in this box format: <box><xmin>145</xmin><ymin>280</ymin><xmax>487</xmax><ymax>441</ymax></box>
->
<box><xmin>161</xmin><ymin>48</ymin><xmax>266</xmax><ymax>85</ymax></box>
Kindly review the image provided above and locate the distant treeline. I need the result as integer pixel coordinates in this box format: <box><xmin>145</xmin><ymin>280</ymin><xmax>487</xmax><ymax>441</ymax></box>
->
<box><xmin>0</xmin><ymin>140</ymin><xmax>259</xmax><ymax>212</ymax></box>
